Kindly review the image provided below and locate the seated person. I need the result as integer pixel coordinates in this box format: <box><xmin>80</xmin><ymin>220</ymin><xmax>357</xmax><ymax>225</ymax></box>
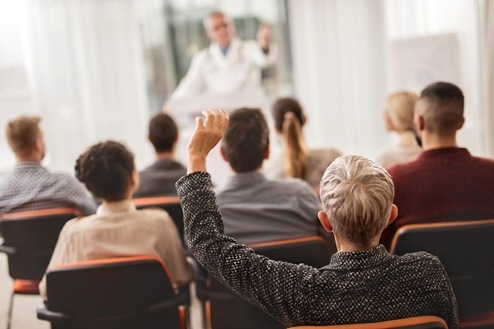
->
<box><xmin>40</xmin><ymin>140</ymin><xmax>193</xmax><ymax>298</ymax></box>
<box><xmin>176</xmin><ymin>109</ymin><xmax>458</xmax><ymax>328</ymax></box>
<box><xmin>381</xmin><ymin>82</ymin><xmax>494</xmax><ymax>247</ymax></box>
<box><xmin>133</xmin><ymin>113</ymin><xmax>186</xmax><ymax>197</ymax></box>
<box><xmin>375</xmin><ymin>91</ymin><xmax>422</xmax><ymax>168</ymax></box>
<box><xmin>217</xmin><ymin>108</ymin><xmax>323</xmax><ymax>245</ymax></box>
<box><xmin>0</xmin><ymin>115</ymin><xmax>96</xmax><ymax>216</ymax></box>
<box><xmin>264</xmin><ymin>97</ymin><xmax>342</xmax><ymax>190</ymax></box>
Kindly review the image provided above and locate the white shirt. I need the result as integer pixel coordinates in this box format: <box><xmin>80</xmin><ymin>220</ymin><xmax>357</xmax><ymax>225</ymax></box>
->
<box><xmin>172</xmin><ymin>37</ymin><xmax>277</xmax><ymax>99</ymax></box>
<box><xmin>375</xmin><ymin>131</ymin><xmax>422</xmax><ymax>169</ymax></box>
<box><xmin>39</xmin><ymin>200</ymin><xmax>193</xmax><ymax>298</ymax></box>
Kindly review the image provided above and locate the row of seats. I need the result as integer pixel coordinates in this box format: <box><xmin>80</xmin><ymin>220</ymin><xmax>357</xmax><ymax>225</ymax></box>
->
<box><xmin>1</xmin><ymin>203</ymin><xmax>494</xmax><ymax>328</ymax></box>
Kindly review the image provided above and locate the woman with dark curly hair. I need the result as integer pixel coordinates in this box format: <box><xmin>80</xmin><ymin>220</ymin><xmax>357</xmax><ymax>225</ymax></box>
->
<box><xmin>39</xmin><ymin>140</ymin><xmax>192</xmax><ymax>298</ymax></box>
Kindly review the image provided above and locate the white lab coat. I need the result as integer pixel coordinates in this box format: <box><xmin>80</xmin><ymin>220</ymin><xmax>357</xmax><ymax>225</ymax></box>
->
<box><xmin>171</xmin><ymin>37</ymin><xmax>277</xmax><ymax>99</ymax></box>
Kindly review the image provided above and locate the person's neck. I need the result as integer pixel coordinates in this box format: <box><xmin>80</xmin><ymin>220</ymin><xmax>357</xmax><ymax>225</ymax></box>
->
<box><xmin>156</xmin><ymin>151</ymin><xmax>175</xmax><ymax>160</ymax></box>
<box><xmin>17</xmin><ymin>155</ymin><xmax>41</xmax><ymax>163</ymax></box>
<box><xmin>334</xmin><ymin>235</ymin><xmax>380</xmax><ymax>253</ymax></box>
<box><xmin>421</xmin><ymin>134</ymin><xmax>458</xmax><ymax>151</ymax></box>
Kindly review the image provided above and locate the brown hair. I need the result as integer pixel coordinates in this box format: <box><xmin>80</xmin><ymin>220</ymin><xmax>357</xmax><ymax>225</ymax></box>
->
<box><xmin>272</xmin><ymin>97</ymin><xmax>308</xmax><ymax>179</ymax></box>
<box><xmin>148</xmin><ymin>113</ymin><xmax>178</xmax><ymax>153</ymax></box>
<box><xmin>6</xmin><ymin>115</ymin><xmax>42</xmax><ymax>157</ymax></box>
<box><xmin>419</xmin><ymin>81</ymin><xmax>464</xmax><ymax>135</ymax></box>
<box><xmin>222</xmin><ymin>108</ymin><xmax>269</xmax><ymax>173</ymax></box>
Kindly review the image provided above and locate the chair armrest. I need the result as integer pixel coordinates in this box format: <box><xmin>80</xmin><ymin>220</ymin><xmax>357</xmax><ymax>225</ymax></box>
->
<box><xmin>0</xmin><ymin>245</ymin><xmax>16</xmax><ymax>254</ymax></box>
<box><xmin>37</xmin><ymin>303</ymin><xmax>72</xmax><ymax>323</ymax></box>
<box><xmin>148</xmin><ymin>285</ymin><xmax>191</xmax><ymax>314</ymax></box>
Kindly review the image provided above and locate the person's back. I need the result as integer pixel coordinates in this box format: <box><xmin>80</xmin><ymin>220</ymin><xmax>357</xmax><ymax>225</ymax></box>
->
<box><xmin>39</xmin><ymin>141</ymin><xmax>192</xmax><ymax>298</ymax></box>
<box><xmin>0</xmin><ymin>115</ymin><xmax>96</xmax><ymax>216</ymax></box>
<box><xmin>176</xmin><ymin>110</ymin><xmax>458</xmax><ymax>328</ymax></box>
<box><xmin>134</xmin><ymin>113</ymin><xmax>186</xmax><ymax>197</ymax></box>
<box><xmin>217</xmin><ymin>108</ymin><xmax>321</xmax><ymax>245</ymax></box>
<box><xmin>381</xmin><ymin>82</ymin><xmax>494</xmax><ymax>247</ymax></box>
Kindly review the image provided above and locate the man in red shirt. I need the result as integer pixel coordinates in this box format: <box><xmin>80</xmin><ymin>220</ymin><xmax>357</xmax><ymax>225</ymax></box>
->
<box><xmin>381</xmin><ymin>81</ymin><xmax>494</xmax><ymax>248</ymax></box>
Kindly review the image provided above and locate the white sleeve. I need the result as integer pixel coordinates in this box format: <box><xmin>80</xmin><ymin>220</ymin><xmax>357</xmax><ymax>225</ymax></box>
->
<box><xmin>245</xmin><ymin>40</ymin><xmax>278</xmax><ymax>68</ymax></box>
<box><xmin>171</xmin><ymin>52</ymin><xmax>206</xmax><ymax>100</ymax></box>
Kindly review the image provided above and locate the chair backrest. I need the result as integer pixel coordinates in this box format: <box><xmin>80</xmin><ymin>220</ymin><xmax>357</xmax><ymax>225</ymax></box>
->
<box><xmin>0</xmin><ymin>208</ymin><xmax>80</xmax><ymax>280</ymax></box>
<box><xmin>288</xmin><ymin>315</ymin><xmax>448</xmax><ymax>329</ymax></box>
<box><xmin>133</xmin><ymin>196</ymin><xmax>184</xmax><ymax>243</ymax></box>
<box><xmin>40</xmin><ymin>256</ymin><xmax>188</xmax><ymax>329</ymax></box>
<box><xmin>390</xmin><ymin>219</ymin><xmax>494</xmax><ymax>317</ymax></box>
<box><xmin>202</xmin><ymin>236</ymin><xmax>331</xmax><ymax>329</ymax></box>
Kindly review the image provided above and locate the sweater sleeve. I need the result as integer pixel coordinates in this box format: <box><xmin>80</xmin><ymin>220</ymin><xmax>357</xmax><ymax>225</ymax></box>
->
<box><xmin>176</xmin><ymin>172</ymin><xmax>318</xmax><ymax>327</ymax></box>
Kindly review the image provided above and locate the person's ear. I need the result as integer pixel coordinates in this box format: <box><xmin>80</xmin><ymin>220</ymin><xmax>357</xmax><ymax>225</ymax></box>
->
<box><xmin>457</xmin><ymin>117</ymin><xmax>465</xmax><ymax>130</ymax></box>
<box><xmin>264</xmin><ymin>144</ymin><xmax>270</xmax><ymax>160</ymax></box>
<box><xmin>220</xmin><ymin>145</ymin><xmax>228</xmax><ymax>162</ymax></box>
<box><xmin>318</xmin><ymin>211</ymin><xmax>333</xmax><ymax>232</ymax></box>
<box><xmin>388</xmin><ymin>204</ymin><xmax>398</xmax><ymax>226</ymax></box>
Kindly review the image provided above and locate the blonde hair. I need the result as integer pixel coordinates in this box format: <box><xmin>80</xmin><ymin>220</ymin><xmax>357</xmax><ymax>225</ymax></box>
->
<box><xmin>319</xmin><ymin>155</ymin><xmax>394</xmax><ymax>248</ymax></box>
<box><xmin>283</xmin><ymin>113</ymin><xmax>308</xmax><ymax>179</ymax></box>
<box><xmin>6</xmin><ymin>115</ymin><xmax>42</xmax><ymax>157</ymax></box>
<box><xmin>386</xmin><ymin>91</ymin><xmax>419</xmax><ymax>132</ymax></box>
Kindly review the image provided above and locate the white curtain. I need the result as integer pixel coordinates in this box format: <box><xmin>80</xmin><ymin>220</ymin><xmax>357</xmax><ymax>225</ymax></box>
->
<box><xmin>483</xmin><ymin>0</ymin><xmax>494</xmax><ymax>157</ymax></box>
<box><xmin>17</xmin><ymin>0</ymin><xmax>152</xmax><ymax>172</ymax></box>
<box><xmin>287</xmin><ymin>0</ymin><xmax>388</xmax><ymax>159</ymax></box>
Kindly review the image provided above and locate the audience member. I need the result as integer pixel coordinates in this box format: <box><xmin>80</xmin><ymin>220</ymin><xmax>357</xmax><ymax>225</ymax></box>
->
<box><xmin>133</xmin><ymin>113</ymin><xmax>186</xmax><ymax>197</ymax></box>
<box><xmin>375</xmin><ymin>91</ymin><xmax>422</xmax><ymax>168</ymax></box>
<box><xmin>39</xmin><ymin>140</ymin><xmax>193</xmax><ymax>298</ymax></box>
<box><xmin>176</xmin><ymin>109</ymin><xmax>458</xmax><ymax>328</ymax></box>
<box><xmin>217</xmin><ymin>108</ymin><xmax>323</xmax><ymax>245</ymax></box>
<box><xmin>264</xmin><ymin>97</ymin><xmax>342</xmax><ymax>190</ymax></box>
<box><xmin>0</xmin><ymin>115</ymin><xmax>96</xmax><ymax>216</ymax></box>
<box><xmin>381</xmin><ymin>82</ymin><xmax>494</xmax><ymax>247</ymax></box>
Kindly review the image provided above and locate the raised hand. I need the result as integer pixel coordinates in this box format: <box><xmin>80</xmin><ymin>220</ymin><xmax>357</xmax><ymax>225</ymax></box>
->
<box><xmin>187</xmin><ymin>109</ymin><xmax>229</xmax><ymax>173</ymax></box>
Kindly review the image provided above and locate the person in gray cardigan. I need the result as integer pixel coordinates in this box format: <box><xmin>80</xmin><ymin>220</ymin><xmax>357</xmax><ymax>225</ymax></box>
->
<box><xmin>177</xmin><ymin>109</ymin><xmax>458</xmax><ymax>328</ymax></box>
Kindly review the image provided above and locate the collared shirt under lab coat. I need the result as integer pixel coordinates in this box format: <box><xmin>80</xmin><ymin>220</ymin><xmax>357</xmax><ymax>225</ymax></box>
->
<box><xmin>171</xmin><ymin>37</ymin><xmax>278</xmax><ymax>99</ymax></box>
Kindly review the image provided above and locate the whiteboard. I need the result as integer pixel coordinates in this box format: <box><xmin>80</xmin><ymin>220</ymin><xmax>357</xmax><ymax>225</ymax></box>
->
<box><xmin>388</xmin><ymin>33</ymin><xmax>462</xmax><ymax>91</ymax></box>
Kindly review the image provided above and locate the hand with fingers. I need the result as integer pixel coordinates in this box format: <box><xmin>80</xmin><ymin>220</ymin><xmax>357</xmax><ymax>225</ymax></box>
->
<box><xmin>187</xmin><ymin>109</ymin><xmax>229</xmax><ymax>173</ymax></box>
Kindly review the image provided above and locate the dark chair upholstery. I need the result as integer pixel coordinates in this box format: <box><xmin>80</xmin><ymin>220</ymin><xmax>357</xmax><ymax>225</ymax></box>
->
<box><xmin>0</xmin><ymin>207</ymin><xmax>80</xmax><ymax>329</ymax></box>
<box><xmin>390</xmin><ymin>219</ymin><xmax>494</xmax><ymax>328</ymax></box>
<box><xmin>133</xmin><ymin>196</ymin><xmax>184</xmax><ymax>244</ymax></box>
<box><xmin>288</xmin><ymin>315</ymin><xmax>448</xmax><ymax>328</ymax></box>
<box><xmin>37</xmin><ymin>256</ymin><xmax>190</xmax><ymax>329</ymax></box>
<box><xmin>197</xmin><ymin>236</ymin><xmax>331</xmax><ymax>329</ymax></box>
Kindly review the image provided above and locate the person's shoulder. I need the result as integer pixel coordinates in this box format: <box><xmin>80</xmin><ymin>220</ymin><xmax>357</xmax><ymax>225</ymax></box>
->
<box><xmin>135</xmin><ymin>207</ymin><xmax>172</xmax><ymax>224</ymax></box>
<box><xmin>469</xmin><ymin>153</ymin><xmax>494</xmax><ymax>167</ymax></box>
<box><xmin>396</xmin><ymin>250</ymin><xmax>443</xmax><ymax>269</ymax></box>
<box><xmin>270</xmin><ymin>177</ymin><xmax>316</xmax><ymax>195</ymax></box>
<box><xmin>386</xmin><ymin>157</ymin><xmax>421</xmax><ymax>177</ymax></box>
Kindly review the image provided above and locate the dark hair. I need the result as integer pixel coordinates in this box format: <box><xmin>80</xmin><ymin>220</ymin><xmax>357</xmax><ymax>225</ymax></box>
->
<box><xmin>75</xmin><ymin>141</ymin><xmax>135</xmax><ymax>201</ymax></box>
<box><xmin>419</xmin><ymin>82</ymin><xmax>464</xmax><ymax>134</ymax></box>
<box><xmin>222</xmin><ymin>108</ymin><xmax>269</xmax><ymax>172</ymax></box>
<box><xmin>272</xmin><ymin>97</ymin><xmax>308</xmax><ymax>179</ymax></box>
<box><xmin>148</xmin><ymin>113</ymin><xmax>178</xmax><ymax>153</ymax></box>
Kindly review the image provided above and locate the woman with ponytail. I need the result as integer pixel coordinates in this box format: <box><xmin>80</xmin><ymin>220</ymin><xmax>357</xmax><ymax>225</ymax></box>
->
<box><xmin>265</xmin><ymin>97</ymin><xmax>342</xmax><ymax>190</ymax></box>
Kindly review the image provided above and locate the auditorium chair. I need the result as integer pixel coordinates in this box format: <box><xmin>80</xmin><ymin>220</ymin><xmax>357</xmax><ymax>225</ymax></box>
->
<box><xmin>197</xmin><ymin>235</ymin><xmax>331</xmax><ymax>329</ymax></box>
<box><xmin>288</xmin><ymin>315</ymin><xmax>448</xmax><ymax>328</ymax></box>
<box><xmin>390</xmin><ymin>219</ymin><xmax>494</xmax><ymax>329</ymax></box>
<box><xmin>36</xmin><ymin>256</ymin><xmax>190</xmax><ymax>329</ymax></box>
<box><xmin>132</xmin><ymin>196</ymin><xmax>184</xmax><ymax>244</ymax></box>
<box><xmin>0</xmin><ymin>207</ymin><xmax>80</xmax><ymax>329</ymax></box>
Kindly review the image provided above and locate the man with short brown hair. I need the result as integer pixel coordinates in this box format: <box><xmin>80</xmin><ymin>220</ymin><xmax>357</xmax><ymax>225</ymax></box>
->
<box><xmin>0</xmin><ymin>115</ymin><xmax>96</xmax><ymax>216</ymax></box>
<box><xmin>381</xmin><ymin>82</ymin><xmax>494</xmax><ymax>247</ymax></box>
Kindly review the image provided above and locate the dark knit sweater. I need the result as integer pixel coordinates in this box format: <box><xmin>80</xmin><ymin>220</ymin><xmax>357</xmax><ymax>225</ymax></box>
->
<box><xmin>177</xmin><ymin>172</ymin><xmax>458</xmax><ymax>328</ymax></box>
<box><xmin>381</xmin><ymin>148</ymin><xmax>494</xmax><ymax>248</ymax></box>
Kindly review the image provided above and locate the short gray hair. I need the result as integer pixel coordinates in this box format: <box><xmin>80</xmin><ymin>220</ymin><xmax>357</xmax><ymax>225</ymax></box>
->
<box><xmin>319</xmin><ymin>155</ymin><xmax>394</xmax><ymax>248</ymax></box>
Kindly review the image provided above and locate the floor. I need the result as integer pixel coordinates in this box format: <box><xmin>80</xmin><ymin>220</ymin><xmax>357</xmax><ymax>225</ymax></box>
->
<box><xmin>0</xmin><ymin>250</ymin><xmax>203</xmax><ymax>329</ymax></box>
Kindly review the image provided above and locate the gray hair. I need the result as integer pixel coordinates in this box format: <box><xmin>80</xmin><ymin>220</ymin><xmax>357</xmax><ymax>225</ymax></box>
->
<box><xmin>319</xmin><ymin>155</ymin><xmax>394</xmax><ymax>248</ymax></box>
<box><xmin>203</xmin><ymin>10</ymin><xmax>230</xmax><ymax>30</ymax></box>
